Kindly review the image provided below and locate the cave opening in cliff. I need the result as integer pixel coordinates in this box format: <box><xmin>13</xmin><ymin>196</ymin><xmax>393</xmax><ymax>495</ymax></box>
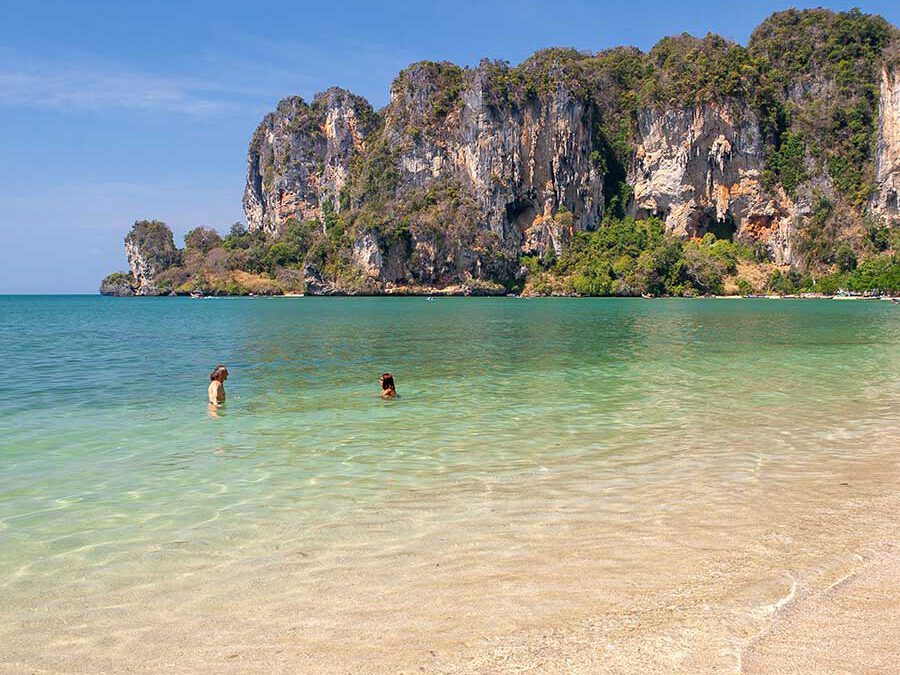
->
<box><xmin>699</xmin><ymin>209</ymin><xmax>737</xmax><ymax>241</ymax></box>
<box><xmin>506</xmin><ymin>199</ymin><xmax>538</xmax><ymax>232</ymax></box>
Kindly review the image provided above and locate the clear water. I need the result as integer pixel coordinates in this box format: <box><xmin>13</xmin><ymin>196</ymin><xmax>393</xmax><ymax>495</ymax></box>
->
<box><xmin>2</xmin><ymin>296</ymin><xmax>899</xmax><ymax>673</ymax></box>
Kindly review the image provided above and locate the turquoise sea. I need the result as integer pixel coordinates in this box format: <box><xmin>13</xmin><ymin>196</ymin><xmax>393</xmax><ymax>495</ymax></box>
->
<box><xmin>2</xmin><ymin>296</ymin><xmax>900</xmax><ymax>673</ymax></box>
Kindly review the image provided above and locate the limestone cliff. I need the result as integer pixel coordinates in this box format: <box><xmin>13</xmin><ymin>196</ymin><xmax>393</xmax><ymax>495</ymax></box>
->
<box><xmin>246</xmin><ymin>62</ymin><xmax>825</xmax><ymax>284</ymax></box>
<box><xmin>243</xmin><ymin>60</ymin><xmax>605</xmax><ymax>286</ymax></box>
<box><xmin>385</xmin><ymin>61</ymin><xmax>603</xmax><ymax>258</ymax></box>
<box><xmin>629</xmin><ymin>102</ymin><xmax>803</xmax><ymax>264</ymax></box>
<box><xmin>124</xmin><ymin>221</ymin><xmax>180</xmax><ymax>295</ymax></box>
<box><xmin>99</xmin><ymin>272</ymin><xmax>136</xmax><ymax>297</ymax></box>
<box><xmin>244</xmin><ymin>88</ymin><xmax>377</xmax><ymax>236</ymax></box>
<box><xmin>103</xmin><ymin>9</ymin><xmax>900</xmax><ymax>296</ymax></box>
<box><xmin>875</xmin><ymin>65</ymin><xmax>900</xmax><ymax>218</ymax></box>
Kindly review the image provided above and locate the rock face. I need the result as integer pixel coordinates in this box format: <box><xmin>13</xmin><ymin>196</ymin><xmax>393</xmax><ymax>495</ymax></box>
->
<box><xmin>240</xmin><ymin>11</ymin><xmax>900</xmax><ymax>289</ymax></box>
<box><xmin>244</xmin><ymin>61</ymin><xmax>605</xmax><ymax>285</ymax></box>
<box><xmin>386</xmin><ymin>61</ymin><xmax>603</xmax><ymax>258</ymax></box>
<box><xmin>99</xmin><ymin>272</ymin><xmax>135</xmax><ymax>297</ymax></box>
<box><xmin>630</xmin><ymin>103</ymin><xmax>762</xmax><ymax>235</ymax></box>
<box><xmin>124</xmin><ymin>221</ymin><xmax>180</xmax><ymax>295</ymax></box>
<box><xmin>875</xmin><ymin>65</ymin><xmax>900</xmax><ymax>218</ymax></box>
<box><xmin>629</xmin><ymin>102</ymin><xmax>803</xmax><ymax>264</ymax></box>
<box><xmin>247</xmin><ymin>76</ymin><xmax>811</xmax><ymax>278</ymax></box>
<box><xmin>101</xmin><ymin>11</ymin><xmax>900</xmax><ymax>296</ymax></box>
<box><xmin>244</xmin><ymin>88</ymin><xmax>377</xmax><ymax>236</ymax></box>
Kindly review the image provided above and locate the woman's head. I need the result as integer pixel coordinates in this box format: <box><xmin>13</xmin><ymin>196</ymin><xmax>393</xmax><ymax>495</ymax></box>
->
<box><xmin>210</xmin><ymin>365</ymin><xmax>229</xmax><ymax>382</ymax></box>
<box><xmin>380</xmin><ymin>373</ymin><xmax>395</xmax><ymax>391</ymax></box>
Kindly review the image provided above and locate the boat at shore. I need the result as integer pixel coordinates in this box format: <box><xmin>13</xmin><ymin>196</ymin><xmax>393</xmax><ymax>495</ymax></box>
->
<box><xmin>833</xmin><ymin>289</ymin><xmax>885</xmax><ymax>300</ymax></box>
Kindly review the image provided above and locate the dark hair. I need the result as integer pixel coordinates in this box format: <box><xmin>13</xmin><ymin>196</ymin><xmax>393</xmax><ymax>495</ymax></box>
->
<box><xmin>380</xmin><ymin>373</ymin><xmax>395</xmax><ymax>391</ymax></box>
<box><xmin>210</xmin><ymin>364</ymin><xmax>228</xmax><ymax>381</ymax></box>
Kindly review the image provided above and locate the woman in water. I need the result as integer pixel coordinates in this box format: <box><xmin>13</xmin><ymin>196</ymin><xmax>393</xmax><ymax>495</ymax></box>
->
<box><xmin>380</xmin><ymin>372</ymin><xmax>397</xmax><ymax>399</ymax></box>
<box><xmin>208</xmin><ymin>364</ymin><xmax>229</xmax><ymax>406</ymax></box>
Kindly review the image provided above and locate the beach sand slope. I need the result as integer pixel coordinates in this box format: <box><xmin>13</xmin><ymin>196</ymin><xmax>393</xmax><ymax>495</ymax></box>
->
<box><xmin>743</xmin><ymin>545</ymin><xmax>900</xmax><ymax>674</ymax></box>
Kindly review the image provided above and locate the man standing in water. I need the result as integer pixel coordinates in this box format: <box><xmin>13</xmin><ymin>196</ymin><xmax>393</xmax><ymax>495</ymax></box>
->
<box><xmin>208</xmin><ymin>365</ymin><xmax>228</xmax><ymax>406</ymax></box>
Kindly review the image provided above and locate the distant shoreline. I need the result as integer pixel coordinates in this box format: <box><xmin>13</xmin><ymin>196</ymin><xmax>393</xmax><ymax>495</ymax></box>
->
<box><xmin>95</xmin><ymin>292</ymin><xmax>900</xmax><ymax>300</ymax></box>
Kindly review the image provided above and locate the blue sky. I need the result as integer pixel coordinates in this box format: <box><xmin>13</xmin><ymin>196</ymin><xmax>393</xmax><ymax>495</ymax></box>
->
<box><xmin>2</xmin><ymin>1</ymin><xmax>899</xmax><ymax>293</ymax></box>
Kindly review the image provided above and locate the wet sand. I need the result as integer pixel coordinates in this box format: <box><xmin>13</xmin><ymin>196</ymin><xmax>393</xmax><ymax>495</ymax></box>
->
<box><xmin>743</xmin><ymin>544</ymin><xmax>900</xmax><ymax>675</ymax></box>
<box><xmin>432</xmin><ymin>492</ymin><xmax>900</xmax><ymax>675</ymax></box>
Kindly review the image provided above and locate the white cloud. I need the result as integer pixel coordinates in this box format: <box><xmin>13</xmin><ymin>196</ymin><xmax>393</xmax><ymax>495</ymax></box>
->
<box><xmin>0</xmin><ymin>58</ymin><xmax>262</xmax><ymax>116</ymax></box>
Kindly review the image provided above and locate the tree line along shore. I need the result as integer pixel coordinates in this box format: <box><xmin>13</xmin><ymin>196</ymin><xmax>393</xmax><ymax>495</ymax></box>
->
<box><xmin>101</xmin><ymin>217</ymin><xmax>900</xmax><ymax>298</ymax></box>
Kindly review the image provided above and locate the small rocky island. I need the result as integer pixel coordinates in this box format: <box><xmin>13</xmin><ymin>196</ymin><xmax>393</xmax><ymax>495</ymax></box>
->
<box><xmin>102</xmin><ymin>8</ymin><xmax>900</xmax><ymax>297</ymax></box>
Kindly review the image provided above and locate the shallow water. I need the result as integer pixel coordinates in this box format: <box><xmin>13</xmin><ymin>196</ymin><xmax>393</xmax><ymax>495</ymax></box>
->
<box><xmin>1</xmin><ymin>296</ymin><xmax>899</xmax><ymax>673</ymax></box>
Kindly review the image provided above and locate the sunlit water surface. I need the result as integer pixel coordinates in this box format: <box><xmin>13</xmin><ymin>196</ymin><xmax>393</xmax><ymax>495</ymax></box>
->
<box><xmin>1</xmin><ymin>296</ymin><xmax>899</xmax><ymax>673</ymax></box>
